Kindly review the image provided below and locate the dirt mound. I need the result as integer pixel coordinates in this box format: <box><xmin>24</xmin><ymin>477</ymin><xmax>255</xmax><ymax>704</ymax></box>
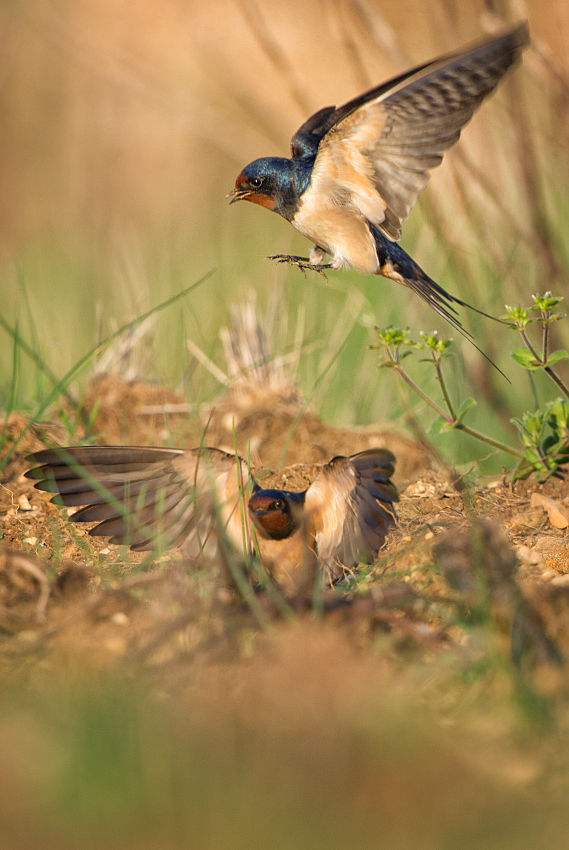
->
<box><xmin>79</xmin><ymin>374</ymin><xmax>429</xmax><ymax>485</ymax></box>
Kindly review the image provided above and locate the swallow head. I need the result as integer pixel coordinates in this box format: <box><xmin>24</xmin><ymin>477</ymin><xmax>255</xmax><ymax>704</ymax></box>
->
<box><xmin>248</xmin><ymin>488</ymin><xmax>304</xmax><ymax>540</ymax></box>
<box><xmin>228</xmin><ymin>158</ymin><xmax>298</xmax><ymax>221</ymax></box>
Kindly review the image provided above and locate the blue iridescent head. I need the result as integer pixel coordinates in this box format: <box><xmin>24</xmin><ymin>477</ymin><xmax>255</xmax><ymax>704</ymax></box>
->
<box><xmin>229</xmin><ymin>157</ymin><xmax>298</xmax><ymax>220</ymax></box>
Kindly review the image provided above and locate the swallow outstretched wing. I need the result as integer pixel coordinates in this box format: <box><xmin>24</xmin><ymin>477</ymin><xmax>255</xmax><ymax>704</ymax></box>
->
<box><xmin>25</xmin><ymin>445</ymin><xmax>253</xmax><ymax>559</ymax></box>
<box><xmin>232</xmin><ymin>26</ymin><xmax>529</xmax><ymax>345</ymax></box>
<box><xmin>304</xmin><ymin>448</ymin><xmax>398</xmax><ymax>580</ymax></box>
<box><xmin>26</xmin><ymin>444</ymin><xmax>398</xmax><ymax>593</ymax></box>
<box><xmin>293</xmin><ymin>25</ymin><xmax>529</xmax><ymax>241</ymax></box>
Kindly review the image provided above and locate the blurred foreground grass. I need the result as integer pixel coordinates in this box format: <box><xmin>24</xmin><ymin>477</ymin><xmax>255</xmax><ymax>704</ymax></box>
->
<box><xmin>2</xmin><ymin>622</ymin><xmax>569</xmax><ymax>850</ymax></box>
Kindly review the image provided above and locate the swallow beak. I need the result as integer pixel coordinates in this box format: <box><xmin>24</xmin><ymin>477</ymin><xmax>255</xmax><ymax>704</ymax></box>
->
<box><xmin>227</xmin><ymin>171</ymin><xmax>254</xmax><ymax>204</ymax></box>
<box><xmin>226</xmin><ymin>187</ymin><xmax>252</xmax><ymax>204</ymax></box>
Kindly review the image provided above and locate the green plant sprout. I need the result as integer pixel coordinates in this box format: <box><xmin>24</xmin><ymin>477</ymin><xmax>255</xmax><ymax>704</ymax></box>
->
<box><xmin>373</xmin><ymin>293</ymin><xmax>569</xmax><ymax>481</ymax></box>
<box><xmin>503</xmin><ymin>292</ymin><xmax>569</xmax><ymax>398</ymax></box>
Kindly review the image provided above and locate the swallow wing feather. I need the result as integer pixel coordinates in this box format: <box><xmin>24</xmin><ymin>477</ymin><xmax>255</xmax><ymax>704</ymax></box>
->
<box><xmin>308</xmin><ymin>25</ymin><xmax>528</xmax><ymax>240</ymax></box>
<box><xmin>304</xmin><ymin>448</ymin><xmax>398</xmax><ymax>577</ymax></box>
<box><xmin>26</xmin><ymin>445</ymin><xmax>252</xmax><ymax>557</ymax></box>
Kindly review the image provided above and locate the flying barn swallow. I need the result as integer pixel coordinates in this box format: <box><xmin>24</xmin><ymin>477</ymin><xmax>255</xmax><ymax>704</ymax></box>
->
<box><xmin>26</xmin><ymin>445</ymin><xmax>398</xmax><ymax>595</ymax></box>
<box><xmin>229</xmin><ymin>25</ymin><xmax>529</xmax><ymax>336</ymax></box>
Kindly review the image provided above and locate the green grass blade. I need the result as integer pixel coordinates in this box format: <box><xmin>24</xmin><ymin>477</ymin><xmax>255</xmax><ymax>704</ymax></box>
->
<box><xmin>0</xmin><ymin>270</ymin><xmax>215</xmax><ymax>474</ymax></box>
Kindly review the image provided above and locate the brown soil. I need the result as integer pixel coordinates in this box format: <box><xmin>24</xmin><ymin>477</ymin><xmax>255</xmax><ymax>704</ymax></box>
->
<box><xmin>1</xmin><ymin>375</ymin><xmax>569</xmax><ymax>687</ymax></box>
<box><xmin>79</xmin><ymin>373</ymin><xmax>430</xmax><ymax>483</ymax></box>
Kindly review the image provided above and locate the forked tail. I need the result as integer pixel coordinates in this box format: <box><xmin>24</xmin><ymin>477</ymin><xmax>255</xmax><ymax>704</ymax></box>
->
<box><xmin>370</xmin><ymin>225</ymin><xmax>508</xmax><ymax>380</ymax></box>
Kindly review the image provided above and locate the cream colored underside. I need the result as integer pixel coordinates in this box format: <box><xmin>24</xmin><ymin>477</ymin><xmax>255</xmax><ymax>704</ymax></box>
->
<box><xmin>293</xmin><ymin>196</ymin><xmax>379</xmax><ymax>274</ymax></box>
<box><xmin>258</xmin><ymin>534</ymin><xmax>317</xmax><ymax>595</ymax></box>
<box><xmin>291</xmin><ymin>102</ymin><xmax>391</xmax><ymax>274</ymax></box>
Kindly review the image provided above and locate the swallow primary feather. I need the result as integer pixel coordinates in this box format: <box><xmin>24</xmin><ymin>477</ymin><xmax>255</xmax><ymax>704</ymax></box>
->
<box><xmin>26</xmin><ymin>445</ymin><xmax>398</xmax><ymax>595</ymax></box>
<box><xmin>229</xmin><ymin>25</ymin><xmax>529</xmax><ymax>336</ymax></box>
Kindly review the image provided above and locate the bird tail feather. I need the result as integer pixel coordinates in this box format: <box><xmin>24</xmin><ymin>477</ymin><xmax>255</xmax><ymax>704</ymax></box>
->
<box><xmin>369</xmin><ymin>225</ymin><xmax>508</xmax><ymax>378</ymax></box>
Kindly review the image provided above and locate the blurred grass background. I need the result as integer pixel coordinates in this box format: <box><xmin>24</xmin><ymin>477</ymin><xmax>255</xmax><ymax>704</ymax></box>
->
<box><xmin>3</xmin><ymin>2</ymin><xmax>569</xmax><ymax>846</ymax></box>
<box><xmin>1</xmin><ymin>0</ymin><xmax>569</xmax><ymax>470</ymax></box>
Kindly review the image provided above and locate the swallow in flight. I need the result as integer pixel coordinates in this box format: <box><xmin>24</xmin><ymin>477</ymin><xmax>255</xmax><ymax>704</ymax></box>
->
<box><xmin>26</xmin><ymin>445</ymin><xmax>398</xmax><ymax>594</ymax></box>
<box><xmin>229</xmin><ymin>25</ymin><xmax>529</xmax><ymax>336</ymax></box>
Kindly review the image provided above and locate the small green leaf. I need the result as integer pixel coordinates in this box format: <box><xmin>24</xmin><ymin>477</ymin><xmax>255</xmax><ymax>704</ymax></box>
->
<box><xmin>523</xmin><ymin>448</ymin><xmax>541</xmax><ymax>466</ymax></box>
<box><xmin>541</xmin><ymin>434</ymin><xmax>561</xmax><ymax>455</ymax></box>
<box><xmin>511</xmin><ymin>347</ymin><xmax>542</xmax><ymax>370</ymax></box>
<box><xmin>512</xmin><ymin>409</ymin><xmax>547</xmax><ymax>447</ymax></box>
<box><xmin>419</xmin><ymin>330</ymin><xmax>453</xmax><ymax>354</ymax></box>
<box><xmin>375</xmin><ymin>325</ymin><xmax>414</xmax><ymax>347</ymax></box>
<box><xmin>428</xmin><ymin>415</ymin><xmax>452</xmax><ymax>434</ymax></box>
<box><xmin>545</xmin><ymin>398</ymin><xmax>569</xmax><ymax>434</ymax></box>
<box><xmin>454</xmin><ymin>397</ymin><xmax>477</xmax><ymax>425</ymax></box>
<box><xmin>544</xmin><ymin>349</ymin><xmax>569</xmax><ymax>367</ymax></box>
<box><xmin>511</xmin><ymin>447</ymin><xmax>546</xmax><ymax>481</ymax></box>
<box><xmin>531</xmin><ymin>292</ymin><xmax>563</xmax><ymax>312</ymax></box>
<box><xmin>544</xmin><ymin>312</ymin><xmax>566</xmax><ymax>324</ymax></box>
<box><xmin>502</xmin><ymin>304</ymin><xmax>529</xmax><ymax>327</ymax></box>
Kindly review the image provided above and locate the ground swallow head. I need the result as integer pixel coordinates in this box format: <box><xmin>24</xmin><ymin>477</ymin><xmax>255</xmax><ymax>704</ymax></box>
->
<box><xmin>248</xmin><ymin>489</ymin><xmax>299</xmax><ymax>539</ymax></box>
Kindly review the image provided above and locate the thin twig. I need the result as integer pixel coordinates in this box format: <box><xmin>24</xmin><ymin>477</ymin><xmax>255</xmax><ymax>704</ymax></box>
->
<box><xmin>389</xmin><ymin>354</ymin><xmax>524</xmax><ymax>459</ymax></box>
<box><xmin>434</xmin><ymin>358</ymin><xmax>456</xmax><ymax>419</ymax></box>
<box><xmin>542</xmin><ymin>315</ymin><xmax>550</xmax><ymax>363</ymax></box>
<box><xmin>521</xmin><ymin>328</ymin><xmax>569</xmax><ymax>398</ymax></box>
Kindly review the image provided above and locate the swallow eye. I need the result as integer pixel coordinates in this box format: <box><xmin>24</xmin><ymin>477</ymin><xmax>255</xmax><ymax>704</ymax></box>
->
<box><xmin>271</xmin><ymin>499</ymin><xmax>285</xmax><ymax>511</ymax></box>
<box><xmin>249</xmin><ymin>177</ymin><xmax>262</xmax><ymax>189</ymax></box>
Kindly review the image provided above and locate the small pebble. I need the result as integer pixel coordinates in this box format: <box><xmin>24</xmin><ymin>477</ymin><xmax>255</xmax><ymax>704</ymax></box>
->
<box><xmin>18</xmin><ymin>494</ymin><xmax>32</xmax><ymax>511</ymax></box>
<box><xmin>24</xmin><ymin>537</ymin><xmax>38</xmax><ymax>546</ymax></box>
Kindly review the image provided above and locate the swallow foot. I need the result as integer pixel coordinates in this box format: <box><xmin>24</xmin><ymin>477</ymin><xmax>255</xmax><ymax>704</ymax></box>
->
<box><xmin>267</xmin><ymin>254</ymin><xmax>333</xmax><ymax>280</ymax></box>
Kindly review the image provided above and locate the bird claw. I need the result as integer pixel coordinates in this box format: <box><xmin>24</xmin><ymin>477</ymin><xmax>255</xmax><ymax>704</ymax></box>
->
<box><xmin>267</xmin><ymin>254</ymin><xmax>332</xmax><ymax>280</ymax></box>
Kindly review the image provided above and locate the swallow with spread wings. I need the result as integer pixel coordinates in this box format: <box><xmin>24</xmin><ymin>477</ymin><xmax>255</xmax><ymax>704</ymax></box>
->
<box><xmin>26</xmin><ymin>446</ymin><xmax>398</xmax><ymax>595</ymax></box>
<box><xmin>229</xmin><ymin>25</ymin><xmax>529</xmax><ymax>337</ymax></box>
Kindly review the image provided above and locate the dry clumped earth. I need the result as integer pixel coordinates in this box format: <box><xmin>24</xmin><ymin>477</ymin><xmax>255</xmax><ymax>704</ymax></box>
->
<box><xmin>1</xmin><ymin>370</ymin><xmax>569</xmax><ymax>692</ymax></box>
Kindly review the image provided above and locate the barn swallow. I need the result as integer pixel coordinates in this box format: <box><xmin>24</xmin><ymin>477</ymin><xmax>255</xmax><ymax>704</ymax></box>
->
<box><xmin>25</xmin><ymin>445</ymin><xmax>398</xmax><ymax>594</ymax></box>
<box><xmin>229</xmin><ymin>25</ymin><xmax>529</xmax><ymax>336</ymax></box>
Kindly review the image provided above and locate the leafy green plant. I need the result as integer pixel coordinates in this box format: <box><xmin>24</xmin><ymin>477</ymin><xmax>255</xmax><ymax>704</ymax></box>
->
<box><xmin>372</xmin><ymin>293</ymin><xmax>569</xmax><ymax>480</ymax></box>
<box><xmin>504</xmin><ymin>293</ymin><xmax>569</xmax><ymax>395</ymax></box>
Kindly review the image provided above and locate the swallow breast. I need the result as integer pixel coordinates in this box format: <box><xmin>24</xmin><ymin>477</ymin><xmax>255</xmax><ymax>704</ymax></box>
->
<box><xmin>293</xmin><ymin>160</ymin><xmax>380</xmax><ymax>274</ymax></box>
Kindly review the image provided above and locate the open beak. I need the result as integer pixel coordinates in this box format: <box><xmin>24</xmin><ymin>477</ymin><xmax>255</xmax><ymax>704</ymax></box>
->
<box><xmin>226</xmin><ymin>187</ymin><xmax>251</xmax><ymax>204</ymax></box>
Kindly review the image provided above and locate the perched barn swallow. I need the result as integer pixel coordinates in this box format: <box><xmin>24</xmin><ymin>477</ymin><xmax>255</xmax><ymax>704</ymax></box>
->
<box><xmin>229</xmin><ymin>25</ymin><xmax>529</xmax><ymax>336</ymax></box>
<box><xmin>26</xmin><ymin>445</ymin><xmax>398</xmax><ymax>594</ymax></box>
